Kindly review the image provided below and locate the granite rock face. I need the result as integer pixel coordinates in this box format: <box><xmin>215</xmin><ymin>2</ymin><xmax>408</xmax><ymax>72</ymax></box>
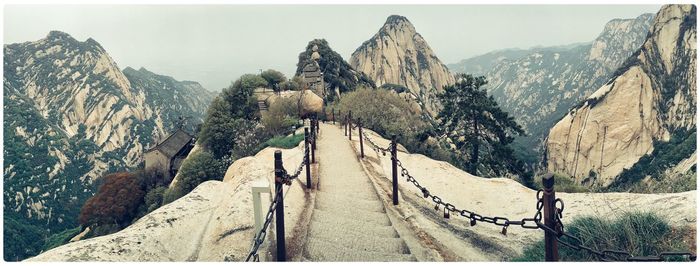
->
<box><xmin>350</xmin><ymin>15</ymin><xmax>456</xmax><ymax>116</ymax></box>
<box><xmin>4</xmin><ymin>31</ymin><xmax>214</xmax><ymax>235</ymax></box>
<box><xmin>546</xmin><ymin>5</ymin><xmax>696</xmax><ymax>186</ymax></box>
<box><xmin>470</xmin><ymin>13</ymin><xmax>654</xmax><ymax>156</ymax></box>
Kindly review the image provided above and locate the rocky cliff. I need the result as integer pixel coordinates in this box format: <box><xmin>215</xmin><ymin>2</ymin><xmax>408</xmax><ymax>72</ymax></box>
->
<box><xmin>474</xmin><ymin>13</ymin><xmax>654</xmax><ymax>161</ymax></box>
<box><xmin>350</xmin><ymin>15</ymin><xmax>456</xmax><ymax>115</ymax></box>
<box><xmin>3</xmin><ymin>31</ymin><xmax>214</xmax><ymax>250</ymax></box>
<box><xmin>546</xmin><ymin>5</ymin><xmax>696</xmax><ymax>187</ymax></box>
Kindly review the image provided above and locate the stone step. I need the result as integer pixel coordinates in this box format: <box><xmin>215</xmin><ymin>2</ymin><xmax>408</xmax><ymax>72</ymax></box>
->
<box><xmin>314</xmin><ymin>194</ymin><xmax>385</xmax><ymax>213</ymax></box>
<box><xmin>307</xmin><ymin>219</ymin><xmax>399</xmax><ymax>239</ymax></box>
<box><xmin>320</xmin><ymin>179</ymin><xmax>375</xmax><ymax>188</ymax></box>
<box><xmin>303</xmin><ymin>237</ymin><xmax>416</xmax><ymax>261</ymax></box>
<box><xmin>306</xmin><ymin>233</ymin><xmax>410</xmax><ymax>254</ymax></box>
<box><xmin>315</xmin><ymin>188</ymin><xmax>380</xmax><ymax>201</ymax></box>
<box><xmin>311</xmin><ymin>208</ymin><xmax>391</xmax><ymax>226</ymax></box>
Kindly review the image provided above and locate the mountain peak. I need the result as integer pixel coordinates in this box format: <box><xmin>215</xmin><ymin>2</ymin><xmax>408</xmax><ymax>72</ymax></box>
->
<box><xmin>382</xmin><ymin>15</ymin><xmax>415</xmax><ymax>32</ymax></box>
<box><xmin>351</xmin><ymin>14</ymin><xmax>455</xmax><ymax>116</ymax></box>
<box><xmin>385</xmin><ymin>15</ymin><xmax>411</xmax><ymax>25</ymax></box>
<box><xmin>46</xmin><ymin>30</ymin><xmax>76</xmax><ymax>41</ymax></box>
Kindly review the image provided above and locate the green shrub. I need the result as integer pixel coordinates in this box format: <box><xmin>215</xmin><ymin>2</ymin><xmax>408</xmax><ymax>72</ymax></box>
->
<box><xmin>334</xmin><ymin>87</ymin><xmax>456</xmax><ymax>166</ymax></box>
<box><xmin>198</xmin><ymin>74</ymin><xmax>266</xmax><ymax>159</ymax></box>
<box><xmin>3</xmin><ymin>214</ymin><xmax>44</xmax><ymax>261</ymax></box>
<box><xmin>608</xmin><ymin>129</ymin><xmax>696</xmax><ymax>192</ymax></box>
<box><xmin>141</xmin><ymin>186</ymin><xmax>167</xmax><ymax>214</ymax></box>
<box><xmin>262</xmin><ymin>97</ymin><xmax>300</xmax><ymax>136</ymax></box>
<box><xmin>265</xmin><ymin>134</ymin><xmax>305</xmax><ymax>149</ymax></box>
<box><xmin>164</xmin><ymin>150</ymin><xmax>226</xmax><ymax>203</ymax></box>
<box><xmin>626</xmin><ymin>169</ymin><xmax>697</xmax><ymax>193</ymax></box>
<box><xmin>336</xmin><ymin>87</ymin><xmax>427</xmax><ymax>138</ymax></box>
<box><xmin>42</xmin><ymin>227</ymin><xmax>81</xmax><ymax>252</ymax></box>
<box><xmin>514</xmin><ymin>212</ymin><xmax>692</xmax><ymax>261</ymax></box>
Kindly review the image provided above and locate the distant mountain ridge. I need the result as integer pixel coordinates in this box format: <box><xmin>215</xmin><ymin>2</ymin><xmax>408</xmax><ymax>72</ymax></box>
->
<box><xmin>449</xmin><ymin>13</ymin><xmax>654</xmax><ymax>165</ymax></box>
<box><xmin>3</xmin><ymin>31</ymin><xmax>214</xmax><ymax>260</ymax></box>
<box><xmin>447</xmin><ymin>41</ymin><xmax>594</xmax><ymax>76</ymax></box>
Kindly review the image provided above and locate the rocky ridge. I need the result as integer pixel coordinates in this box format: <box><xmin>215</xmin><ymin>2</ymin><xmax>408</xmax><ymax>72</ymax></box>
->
<box><xmin>546</xmin><ymin>5</ymin><xmax>696</xmax><ymax>186</ymax></box>
<box><xmin>3</xmin><ymin>31</ymin><xmax>214</xmax><ymax>237</ymax></box>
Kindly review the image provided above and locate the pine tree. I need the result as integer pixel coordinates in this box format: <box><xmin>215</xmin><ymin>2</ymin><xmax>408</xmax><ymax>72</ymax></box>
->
<box><xmin>437</xmin><ymin>74</ymin><xmax>525</xmax><ymax>176</ymax></box>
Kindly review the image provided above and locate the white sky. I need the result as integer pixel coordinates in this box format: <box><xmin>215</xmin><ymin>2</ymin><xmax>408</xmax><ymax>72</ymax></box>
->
<box><xmin>4</xmin><ymin>4</ymin><xmax>661</xmax><ymax>91</ymax></box>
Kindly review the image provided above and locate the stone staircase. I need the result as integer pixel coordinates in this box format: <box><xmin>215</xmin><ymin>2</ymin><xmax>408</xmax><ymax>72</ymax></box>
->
<box><xmin>257</xmin><ymin>100</ymin><xmax>268</xmax><ymax>111</ymax></box>
<box><xmin>301</xmin><ymin>124</ymin><xmax>416</xmax><ymax>261</ymax></box>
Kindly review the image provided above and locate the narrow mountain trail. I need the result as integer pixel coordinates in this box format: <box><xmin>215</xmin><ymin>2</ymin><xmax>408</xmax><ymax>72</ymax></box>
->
<box><xmin>300</xmin><ymin>123</ymin><xmax>417</xmax><ymax>261</ymax></box>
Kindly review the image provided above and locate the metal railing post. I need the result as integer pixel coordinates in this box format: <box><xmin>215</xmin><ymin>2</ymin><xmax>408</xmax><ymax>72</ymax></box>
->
<box><xmin>273</xmin><ymin>151</ymin><xmax>286</xmax><ymax>261</ymax></box>
<box><xmin>304</xmin><ymin>128</ymin><xmax>311</xmax><ymax>189</ymax></box>
<box><xmin>543</xmin><ymin>173</ymin><xmax>559</xmax><ymax>262</ymax></box>
<box><xmin>358</xmin><ymin>119</ymin><xmax>364</xmax><ymax>158</ymax></box>
<box><xmin>311</xmin><ymin>125</ymin><xmax>316</xmax><ymax>163</ymax></box>
<box><xmin>348</xmin><ymin>110</ymin><xmax>352</xmax><ymax>140</ymax></box>
<box><xmin>310</xmin><ymin>118</ymin><xmax>315</xmax><ymax>136</ymax></box>
<box><xmin>391</xmin><ymin>136</ymin><xmax>399</xmax><ymax>205</ymax></box>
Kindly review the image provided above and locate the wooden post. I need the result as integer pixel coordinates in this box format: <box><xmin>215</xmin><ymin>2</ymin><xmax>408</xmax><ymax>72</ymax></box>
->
<box><xmin>332</xmin><ymin>108</ymin><xmax>335</xmax><ymax>125</ymax></box>
<box><xmin>344</xmin><ymin>114</ymin><xmax>348</xmax><ymax>136</ymax></box>
<box><xmin>391</xmin><ymin>136</ymin><xmax>398</xmax><ymax>205</ymax></box>
<box><xmin>304</xmin><ymin>128</ymin><xmax>311</xmax><ymax>189</ymax></box>
<box><xmin>359</xmin><ymin>119</ymin><xmax>364</xmax><ymax>158</ymax></box>
<box><xmin>543</xmin><ymin>173</ymin><xmax>559</xmax><ymax>262</ymax></box>
<box><xmin>348</xmin><ymin>110</ymin><xmax>352</xmax><ymax>141</ymax></box>
<box><xmin>315</xmin><ymin>117</ymin><xmax>319</xmax><ymax>134</ymax></box>
<box><xmin>274</xmin><ymin>151</ymin><xmax>286</xmax><ymax>261</ymax></box>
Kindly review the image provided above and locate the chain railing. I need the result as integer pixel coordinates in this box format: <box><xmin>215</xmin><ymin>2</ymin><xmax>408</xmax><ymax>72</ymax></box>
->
<box><xmin>245</xmin><ymin>184</ymin><xmax>283</xmax><ymax>262</ymax></box>
<box><xmin>345</xmin><ymin>111</ymin><xmax>696</xmax><ymax>262</ymax></box>
<box><xmin>245</xmin><ymin>119</ymin><xmax>318</xmax><ymax>262</ymax></box>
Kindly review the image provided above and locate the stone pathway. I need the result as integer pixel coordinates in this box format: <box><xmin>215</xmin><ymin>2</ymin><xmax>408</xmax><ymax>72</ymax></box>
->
<box><xmin>301</xmin><ymin>123</ymin><xmax>416</xmax><ymax>261</ymax></box>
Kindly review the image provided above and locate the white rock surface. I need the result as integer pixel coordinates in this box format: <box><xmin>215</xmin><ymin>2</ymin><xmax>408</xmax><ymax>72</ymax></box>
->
<box><xmin>352</xmin><ymin>128</ymin><xmax>696</xmax><ymax>260</ymax></box>
<box><xmin>546</xmin><ymin>4</ymin><xmax>696</xmax><ymax>186</ymax></box>
<box><xmin>28</xmin><ymin>145</ymin><xmax>310</xmax><ymax>262</ymax></box>
<box><xmin>266</xmin><ymin>90</ymin><xmax>324</xmax><ymax>115</ymax></box>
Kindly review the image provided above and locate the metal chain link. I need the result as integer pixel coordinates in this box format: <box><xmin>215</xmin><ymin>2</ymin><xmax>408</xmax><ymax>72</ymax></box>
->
<box><xmin>245</xmin><ymin>184</ymin><xmax>283</xmax><ymax>262</ymax></box>
<box><xmin>391</xmin><ymin>151</ymin><xmax>538</xmax><ymax>234</ymax></box>
<box><xmin>361</xmin><ymin>130</ymin><xmax>391</xmax><ymax>153</ymax></box>
<box><xmin>245</xmin><ymin>136</ymin><xmax>312</xmax><ymax>261</ymax></box>
<box><xmin>354</xmin><ymin>123</ymin><xmax>695</xmax><ymax>262</ymax></box>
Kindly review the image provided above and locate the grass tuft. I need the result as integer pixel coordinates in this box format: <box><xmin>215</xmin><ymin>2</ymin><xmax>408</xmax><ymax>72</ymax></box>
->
<box><xmin>513</xmin><ymin>212</ymin><xmax>694</xmax><ymax>261</ymax></box>
<box><xmin>264</xmin><ymin>134</ymin><xmax>305</xmax><ymax>149</ymax></box>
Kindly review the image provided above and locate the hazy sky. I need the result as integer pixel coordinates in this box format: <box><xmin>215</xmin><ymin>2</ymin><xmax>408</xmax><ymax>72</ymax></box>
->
<box><xmin>5</xmin><ymin>5</ymin><xmax>661</xmax><ymax>91</ymax></box>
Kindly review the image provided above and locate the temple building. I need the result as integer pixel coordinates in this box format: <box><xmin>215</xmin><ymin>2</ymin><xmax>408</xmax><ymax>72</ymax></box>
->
<box><xmin>301</xmin><ymin>45</ymin><xmax>325</xmax><ymax>97</ymax></box>
<box><xmin>144</xmin><ymin>129</ymin><xmax>195</xmax><ymax>182</ymax></box>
